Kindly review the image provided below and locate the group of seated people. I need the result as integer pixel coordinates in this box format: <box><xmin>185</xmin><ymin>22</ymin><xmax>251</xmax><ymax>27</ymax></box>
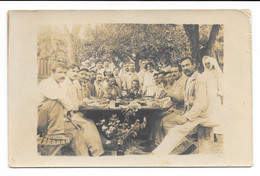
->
<box><xmin>37</xmin><ymin>55</ymin><xmax>223</xmax><ymax>156</ymax></box>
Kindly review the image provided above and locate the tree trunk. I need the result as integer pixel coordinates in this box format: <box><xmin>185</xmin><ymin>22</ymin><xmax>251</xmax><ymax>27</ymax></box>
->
<box><xmin>200</xmin><ymin>25</ymin><xmax>220</xmax><ymax>57</ymax></box>
<box><xmin>135</xmin><ymin>53</ymin><xmax>140</xmax><ymax>72</ymax></box>
<box><xmin>127</xmin><ymin>53</ymin><xmax>140</xmax><ymax>72</ymax></box>
<box><xmin>183</xmin><ymin>24</ymin><xmax>202</xmax><ymax>71</ymax></box>
<box><xmin>184</xmin><ymin>24</ymin><xmax>220</xmax><ymax>73</ymax></box>
<box><xmin>63</xmin><ymin>24</ymin><xmax>81</xmax><ymax>64</ymax></box>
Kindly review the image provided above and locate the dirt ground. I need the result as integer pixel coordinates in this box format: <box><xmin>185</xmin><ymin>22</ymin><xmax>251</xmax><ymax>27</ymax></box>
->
<box><xmin>101</xmin><ymin>134</ymin><xmax>223</xmax><ymax>156</ymax></box>
<box><xmin>59</xmin><ymin>133</ymin><xmax>223</xmax><ymax>156</ymax></box>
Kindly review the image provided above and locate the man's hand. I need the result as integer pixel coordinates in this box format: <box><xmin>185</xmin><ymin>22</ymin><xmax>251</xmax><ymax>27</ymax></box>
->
<box><xmin>167</xmin><ymin>92</ymin><xmax>181</xmax><ymax>102</ymax></box>
<box><xmin>176</xmin><ymin>116</ymin><xmax>188</xmax><ymax>125</ymax></box>
<box><xmin>78</xmin><ymin>101</ymin><xmax>85</xmax><ymax>106</ymax></box>
<box><xmin>66</xmin><ymin>110</ymin><xmax>73</xmax><ymax>119</ymax></box>
<box><xmin>167</xmin><ymin>107</ymin><xmax>175</xmax><ymax>113</ymax></box>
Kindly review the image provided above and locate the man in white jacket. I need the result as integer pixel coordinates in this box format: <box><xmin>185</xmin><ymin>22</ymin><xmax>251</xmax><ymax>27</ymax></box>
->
<box><xmin>38</xmin><ymin>62</ymin><xmax>89</xmax><ymax>156</ymax></box>
<box><xmin>60</xmin><ymin>64</ymin><xmax>104</xmax><ymax>157</ymax></box>
<box><xmin>152</xmin><ymin>57</ymin><xmax>209</xmax><ymax>155</ymax></box>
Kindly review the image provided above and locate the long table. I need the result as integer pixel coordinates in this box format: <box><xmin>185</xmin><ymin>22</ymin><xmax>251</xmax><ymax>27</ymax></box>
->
<box><xmin>78</xmin><ymin>105</ymin><xmax>166</xmax><ymax>121</ymax></box>
<box><xmin>78</xmin><ymin>105</ymin><xmax>167</xmax><ymax>140</ymax></box>
<box><xmin>79</xmin><ymin>105</ymin><xmax>166</xmax><ymax>112</ymax></box>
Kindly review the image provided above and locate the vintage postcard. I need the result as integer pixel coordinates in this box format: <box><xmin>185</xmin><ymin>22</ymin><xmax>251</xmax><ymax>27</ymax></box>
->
<box><xmin>8</xmin><ymin>10</ymin><xmax>252</xmax><ymax>167</ymax></box>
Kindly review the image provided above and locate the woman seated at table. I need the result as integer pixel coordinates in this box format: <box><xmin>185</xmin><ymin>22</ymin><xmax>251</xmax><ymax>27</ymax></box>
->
<box><xmin>103</xmin><ymin>77</ymin><xmax>121</xmax><ymax>100</ymax></box>
<box><xmin>129</xmin><ymin>79</ymin><xmax>143</xmax><ymax>100</ymax></box>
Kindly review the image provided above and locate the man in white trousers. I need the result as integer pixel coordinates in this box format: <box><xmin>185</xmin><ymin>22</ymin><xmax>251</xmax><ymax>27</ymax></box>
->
<box><xmin>152</xmin><ymin>57</ymin><xmax>210</xmax><ymax>155</ymax></box>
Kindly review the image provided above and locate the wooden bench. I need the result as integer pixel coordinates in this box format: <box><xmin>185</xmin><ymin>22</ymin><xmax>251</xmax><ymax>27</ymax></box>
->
<box><xmin>197</xmin><ymin>121</ymin><xmax>219</xmax><ymax>154</ymax></box>
<box><xmin>37</xmin><ymin>134</ymin><xmax>72</xmax><ymax>156</ymax></box>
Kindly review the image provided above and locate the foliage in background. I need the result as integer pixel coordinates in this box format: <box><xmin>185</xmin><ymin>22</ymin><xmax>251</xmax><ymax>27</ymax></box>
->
<box><xmin>37</xmin><ymin>24</ymin><xmax>223</xmax><ymax>73</ymax></box>
<box><xmin>38</xmin><ymin>25</ymin><xmax>68</xmax><ymax>63</ymax></box>
<box><xmin>184</xmin><ymin>24</ymin><xmax>223</xmax><ymax>72</ymax></box>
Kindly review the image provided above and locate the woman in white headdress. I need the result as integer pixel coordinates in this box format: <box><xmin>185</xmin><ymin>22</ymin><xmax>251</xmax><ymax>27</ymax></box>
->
<box><xmin>202</xmin><ymin>56</ymin><xmax>224</xmax><ymax>134</ymax></box>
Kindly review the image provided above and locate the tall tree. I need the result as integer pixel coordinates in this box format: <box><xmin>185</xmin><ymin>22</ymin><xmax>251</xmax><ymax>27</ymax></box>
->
<box><xmin>200</xmin><ymin>25</ymin><xmax>221</xmax><ymax>56</ymax></box>
<box><xmin>63</xmin><ymin>24</ymin><xmax>82</xmax><ymax>64</ymax></box>
<box><xmin>80</xmin><ymin>24</ymin><xmax>191</xmax><ymax>72</ymax></box>
<box><xmin>183</xmin><ymin>24</ymin><xmax>220</xmax><ymax>72</ymax></box>
<box><xmin>183</xmin><ymin>24</ymin><xmax>201</xmax><ymax>69</ymax></box>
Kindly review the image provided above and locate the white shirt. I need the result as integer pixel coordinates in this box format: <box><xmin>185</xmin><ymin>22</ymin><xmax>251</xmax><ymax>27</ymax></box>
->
<box><xmin>60</xmin><ymin>77</ymin><xmax>79</xmax><ymax>110</ymax></box>
<box><xmin>143</xmin><ymin>71</ymin><xmax>157</xmax><ymax>95</ymax></box>
<box><xmin>94</xmin><ymin>80</ymin><xmax>104</xmax><ymax>98</ymax></box>
<box><xmin>38</xmin><ymin>76</ymin><xmax>73</xmax><ymax>111</ymax></box>
<box><xmin>122</xmin><ymin>72</ymin><xmax>139</xmax><ymax>90</ymax></box>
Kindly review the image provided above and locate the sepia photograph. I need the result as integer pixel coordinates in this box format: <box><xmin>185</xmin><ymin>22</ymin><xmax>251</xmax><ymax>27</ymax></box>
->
<box><xmin>37</xmin><ymin>23</ymin><xmax>224</xmax><ymax>157</ymax></box>
<box><xmin>8</xmin><ymin>10</ymin><xmax>252</xmax><ymax>167</ymax></box>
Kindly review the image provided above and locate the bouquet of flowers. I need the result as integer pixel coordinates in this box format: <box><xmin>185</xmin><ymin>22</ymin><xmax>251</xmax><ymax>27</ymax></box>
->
<box><xmin>96</xmin><ymin>105</ymin><xmax>146</xmax><ymax>155</ymax></box>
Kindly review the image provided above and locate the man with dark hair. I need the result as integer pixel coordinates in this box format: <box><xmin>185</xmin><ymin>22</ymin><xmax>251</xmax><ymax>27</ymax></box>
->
<box><xmin>61</xmin><ymin>63</ymin><xmax>80</xmax><ymax>109</ymax></box>
<box><xmin>61</xmin><ymin>64</ymin><xmax>104</xmax><ymax>157</ymax></box>
<box><xmin>122</xmin><ymin>63</ymin><xmax>139</xmax><ymax>91</ymax></box>
<box><xmin>152</xmin><ymin>63</ymin><xmax>187</xmax><ymax>147</ymax></box>
<box><xmin>165</xmin><ymin>64</ymin><xmax>186</xmax><ymax>111</ymax></box>
<box><xmin>87</xmin><ymin>70</ymin><xmax>97</xmax><ymax>97</ymax></box>
<box><xmin>153</xmin><ymin>72</ymin><xmax>159</xmax><ymax>85</ymax></box>
<box><xmin>94</xmin><ymin>59</ymin><xmax>103</xmax><ymax>74</ymax></box>
<box><xmin>152</xmin><ymin>57</ymin><xmax>209</xmax><ymax>155</ymax></box>
<box><xmin>94</xmin><ymin>73</ymin><xmax>104</xmax><ymax>98</ymax></box>
<box><xmin>113</xmin><ymin>67</ymin><xmax>122</xmax><ymax>91</ymax></box>
<box><xmin>38</xmin><ymin>62</ymin><xmax>89</xmax><ymax>156</ymax></box>
<box><xmin>144</xmin><ymin>61</ymin><xmax>155</xmax><ymax>70</ymax></box>
<box><xmin>180</xmin><ymin>56</ymin><xmax>195</xmax><ymax>66</ymax></box>
<box><xmin>129</xmin><ymin>79</ymin><xmax>143</xmax><ymax>99</ymax></box>
<box><xmin>153</xmin><ymin>72</ymin><xmax>167</xmax><ymax>100</ymax></box>
<box><xmin>103</xmin><ymin>77</ymin><xmax>121</xmax><ymax>100</ymax></box>
<box><xmin>50</xmin><ymin>62</ymin><xmax>65</xmax><ymax>71</ymax></box>
<box><xmin>171</xmin><ymin>64</ymin><xmax>182</xmax><ymax>79</ymax></box>
<box><xmin>164</xmin><ymin>71</ymin><xmax>174</xmax><ymax>90</ymax></box>
<box><xmin>74</xmin><ymin>66</ymin><xmax>92</xmax><ymax>100</ymax></box>
<box><xmin>157</xmin><ymin>71</ymin><xmax>167</xmax><ymax>87</ymax></box>
<box><xmin>142</xmin><ymin>71</ymin><xmax>167</xmax><ymax>151</ymax></box>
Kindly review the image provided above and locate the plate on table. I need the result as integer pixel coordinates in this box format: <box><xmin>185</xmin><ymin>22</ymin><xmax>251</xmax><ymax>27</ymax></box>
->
<box><xmin>87</xmin><ymin>102</ymin><xmax>108</xmax><ymax>108</ymax></box>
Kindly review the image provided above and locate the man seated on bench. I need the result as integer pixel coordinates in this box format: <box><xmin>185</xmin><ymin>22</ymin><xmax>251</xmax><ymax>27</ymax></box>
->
<box><xmin>151</xmin><ymin>64</ymin><xmax>187</xmax><ymax>150</ymax></box>
<box><xmin>152</xmin><ymin>57</ymin><xmax>209</xmax><ymax>155</ymax></box>
<box><xmin>38</xmin><ymin>62</ymin><xmax>89</xmax><ymax>156</ymax></box>
<box><xmin>61</xmin><ymin>63</ymin><xmax>104</xmax><ymax>157</ymax></box>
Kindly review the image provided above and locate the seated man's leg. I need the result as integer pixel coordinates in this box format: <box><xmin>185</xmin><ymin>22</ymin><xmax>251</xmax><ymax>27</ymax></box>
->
<box><xmin>72</xmin><ymin>112</ymin><xmax>104</xmax><ymax>157</ymax></box>
<box><xmin>160</xmin><ymin>108</ymin><xmax>185</xmax><ymax>133</ymax></box>
<box><xmin>155</xmin><ymin>109</ymin><xmax>185</xmax><ymax>146</ymax></box>
<box><xmin>154</xmin><ymin>111</ymin><xmax>171</xmax><ymax>146</ymax></box>
<box><xmin>161</xmin><ymin>112</ymin><xmax>179</xmax><ymax>135</ymax></box>
<box><xmin>64</xmin><ymin>121</ymin><xmax>89</xmax><ymax>156</ymax></box>
<box><xmin>38</xmin><ymin>99</ymin><xmax>66</xmax><ymax>139</ymax></box>
<box><xmin>38</xmin><ymin>99</ymin><xmax>88</xmax><ymax>156</ymax></box>
<box><xmin>38</xmin><ymin>99</ymin><xmax>89</xmax><ymax>156</ymax></box>
<box><xmin>148</xmin><ymin>111</ymin><xmax>163</xmax><ymax>144</ymax></box>
<box><xmin>152</xmin><ymin>118</ymin><xmax>207</xmax><ymax>155</ymax></box>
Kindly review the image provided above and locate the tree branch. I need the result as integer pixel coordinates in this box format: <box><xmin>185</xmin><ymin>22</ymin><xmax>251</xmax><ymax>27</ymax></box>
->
<box><xmin>201</xmin><ymin>25</ymin><xmax>220</xmax><ymax>56</ymax></box>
